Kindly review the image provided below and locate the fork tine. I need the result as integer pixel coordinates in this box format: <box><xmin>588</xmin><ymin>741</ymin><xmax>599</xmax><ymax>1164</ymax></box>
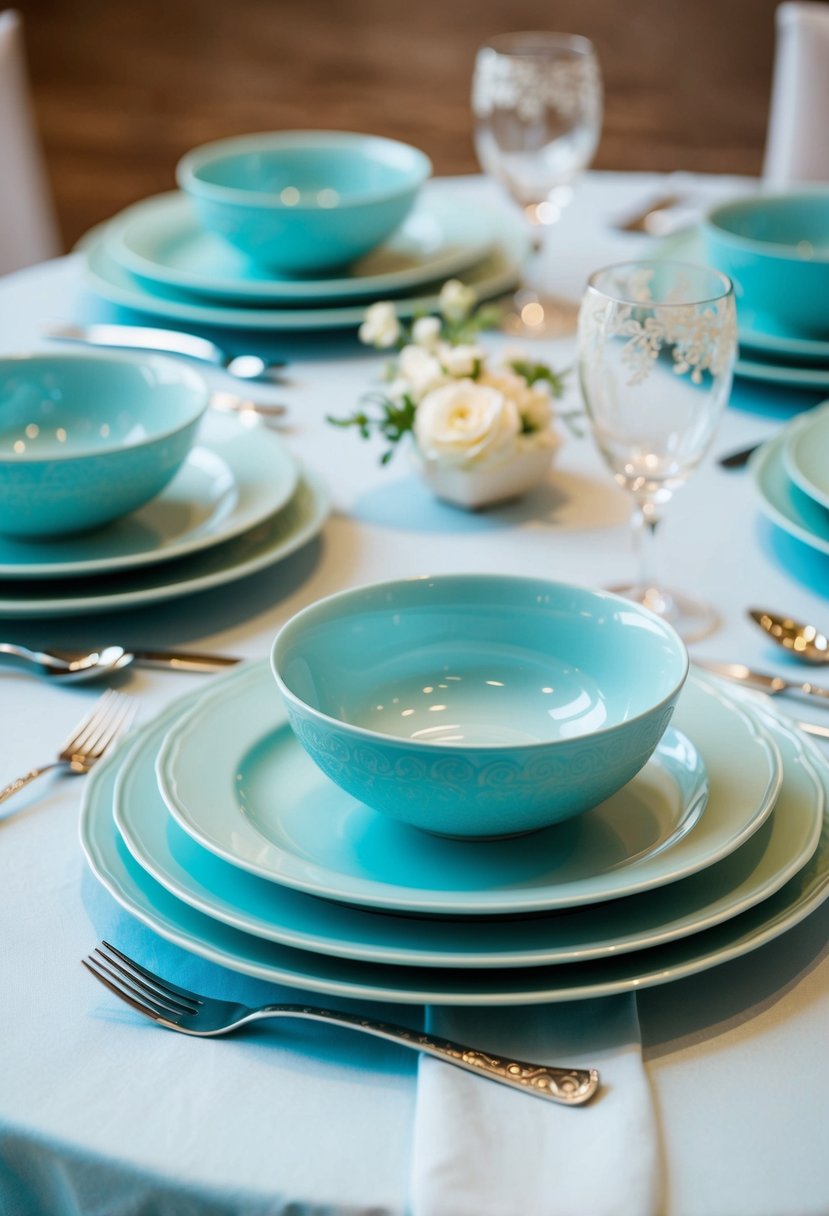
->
<box><xmin>82</xmin><ymin>698</ymin><xmax>137</xmax><ymax>760</ymax></box>
<box><xmin>82</xmin><ymin>956</ymin><xmax>171</xmax><ymax>1024</ymax></box>
<box><xmin>89</xmin><ymin>948</ymin><xmax>194</xmax><ymax>1019</ymax></box>
<box><xmin>60</xmin><ymin>690</ymin><xmax>120</xmax><ymax>751</ymax></box>
<box><xmin>61</xmin><ymin>692</ymin><xmax>136</xmax><ymax>764</ymax></box>
<box><xmin>99</xmin><ymin>941</ymin><xmax>203</xmax><ymax>1010</ymax></box>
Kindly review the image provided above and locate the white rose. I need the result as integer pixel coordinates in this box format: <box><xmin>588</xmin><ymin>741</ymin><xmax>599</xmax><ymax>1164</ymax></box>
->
<box><xmin>439</xmin><ymin>342</ymin><xmax>485</xmax><ymax>378</ymax></box>
<box><xmin>439</xmin><ymin>279</ymin><xmax>477</xmax><ymax>323</ymax></box>
<box><xmin>479</xmin><ymin>370</ymin><xmax>553</xmax><ymax>433</ymax></box>
<box><xmin>412</xmin><ymin>315</ymin><xmax>442</xmax><ymax>349</ymax></box>
<box><xmin>519</xmin><ymin>385</ymin><xmax>554</xmax><ymax>432</ymax></box>
<box><xmin>414</xmin><ymin>380</ymin><xmax>520</xmax><ymax>466</ymax></box>
<box><xmin>397</xmin><ymin>344</ymin><xmax>448</xmax><ymax>402</ymax></box>
<box><xmin>358</xmin><ymin>301</ymin><xmax>400</xmax><ymax>349</ymax></box>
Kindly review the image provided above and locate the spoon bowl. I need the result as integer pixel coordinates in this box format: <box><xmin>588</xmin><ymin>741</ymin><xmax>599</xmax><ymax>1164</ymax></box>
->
<box><xmin>0</xmin><ymin>643</ymin><xmax>134</xmax><ymax>682</ymax></box>
<box><xmin>749</xmin><ymin>608</ymin><xmax>829</xmax><ymax>663</ymax></box>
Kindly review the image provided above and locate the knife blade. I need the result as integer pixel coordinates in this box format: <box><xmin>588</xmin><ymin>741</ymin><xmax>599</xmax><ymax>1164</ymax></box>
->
<box><xmin>126</xmin><ymin>649</ymin><xmax>241</xmax><ymax>673</ymax></box>
<box><xmin>43</xmin><ymin>322</ymin><xmax>288</xmax><ymax>384</ymax></box>
<box><xmin>695</xmin><ymin>659</ymin><xmax>829</xmax><ymax>704</ymax></box>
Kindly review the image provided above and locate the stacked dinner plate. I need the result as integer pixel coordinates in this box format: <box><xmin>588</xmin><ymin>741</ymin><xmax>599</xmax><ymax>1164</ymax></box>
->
<box><xmin>751</xmin><ymin>400</ymin><xmax>829</xmax><ymax>558</ymax></box>
<box><xmin>666</xmin><ymin>223</ymin><xmax>829</xmax><ymax>394</ymax></box>
<box><xmin>80</xmin><ymin>659</ymin><xmax>829</xmax><ymax>1006</ymax></box>
<box><xmin>0</xmin><ymin>412</ymin><xmax>328</xmax><ymax>619</ymax></box>
<box><xmin>734</xmin><ymin>311</ymin><xmax>829</xmax><ymax>394</ymax></box>
<box><xmin>78</xmin><ymin>182</ymin><xmax>527</xmax><ymax>333</ymax></box>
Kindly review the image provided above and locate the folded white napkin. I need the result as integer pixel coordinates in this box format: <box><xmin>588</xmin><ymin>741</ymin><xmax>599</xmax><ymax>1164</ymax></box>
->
<box><xmin>0</xmin><ymin>10</ymin><xmax>60</xmax><ymax>274</ymax></box>
<box><xmin>763</xmin><ymin>1</ymin><xmax>829</xmax><ymax>184</ymax></box>
<box><xmin>409</xmin><ymin>996</ymin><xmax>659</xmax><ymax>1216</ymax></box>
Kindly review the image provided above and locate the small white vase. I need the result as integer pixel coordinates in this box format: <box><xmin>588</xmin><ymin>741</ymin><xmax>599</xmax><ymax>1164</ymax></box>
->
<box><xmin>414</xmin><ymin>438</ymin><xmax>558</xmax><ymax>510</ymax></box>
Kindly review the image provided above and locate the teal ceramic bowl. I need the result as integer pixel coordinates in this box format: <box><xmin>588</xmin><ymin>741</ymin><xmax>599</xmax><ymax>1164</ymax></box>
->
<box><xmin>0</xmin><ymin>353</ymin><xmax>208</xmax><ymax>538</ymax></box>
<box><xmin>704</xmin><ymin>193</ymin><xmax>829</xmax><ymax>335</ymax></box>
<box><xmin>176</xmin><ymin>131</ymin><xmax>432</xmax><ymax>275</ymax></box>
<box><xmin>272</xmin><ymin>575</ymin><xmax>689</xmax><ymax>839</ymax></box>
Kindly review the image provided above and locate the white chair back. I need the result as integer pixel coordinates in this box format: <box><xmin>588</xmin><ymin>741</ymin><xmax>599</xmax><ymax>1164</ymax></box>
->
<box><xmin>0</xmin><ymin>10</ymin><xmax>60</xmax><ymax>274</ymax></box>
<box><xmin>764</xmin><ymin>1</ymin><xmax>829</xmax><ymax>184</ymax></box>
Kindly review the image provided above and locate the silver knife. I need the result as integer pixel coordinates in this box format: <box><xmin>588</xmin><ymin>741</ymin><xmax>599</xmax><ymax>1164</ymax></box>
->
<box><xmin>124</xmin><ymin>649</ymin><xmax>241</xmax><ymax>673</ymax></box>
<box><xmin>695</xmin><ymin>659</ymin><xmax>829</xmax><ymax>704</ymax></box>
<box><xmin>43</xmin><ymin>322</ymin><xmax>288</xmax><ymax>384</ymax></box>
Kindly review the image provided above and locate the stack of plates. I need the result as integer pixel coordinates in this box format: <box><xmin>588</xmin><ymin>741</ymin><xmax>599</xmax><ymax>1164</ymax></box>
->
<box><xmin>663</xmin><ymin>228</ymin><xmax>829</xmax><ymax>392</ymax></box>
<box><xmin>79</xmin><ymin>183</ymin><xmax>527</xmax><ymax>332</ymax></box>
<box><xmin>736</xmin><ymin>310</ymin><xmax>829</xmax><ymax>393</ymax></box>
<box><xmin>751</xmin><ymin>401</ymin><xmax>829</xmax><ymax>557</ymax></box>
<box><xmin>0</xmin><ymin>412</ymin><xmax>328</xmax><ymax>618</ymax></box>
<box><xmin>80</xmin><ymin>660</ymin><xmax>829</xmax><ymax>1005</ymax></box>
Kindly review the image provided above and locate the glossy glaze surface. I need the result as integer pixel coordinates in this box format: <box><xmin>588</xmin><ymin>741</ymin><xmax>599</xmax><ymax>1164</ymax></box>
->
<box><xmin>80</xmin><ymin>688</ymin><xmax>829</xmax><ymax>1005</ymax></box>
<box><xmin>82</xmin><ymin>224</ymin><xmax>525</xmax><ymax>332</ymax></box>
<box><xmin>156</xmin><ymin>663</ymin><xmax>780</xmax><ymax>913</ymax></box>
<box><xmin>0</xmin><ymin>470</ymin><xmax>329</xmax><ymax>617</ymax></box>
<box><xmin>704</xmin><ymin>193</ymin><xmax>829</xmax><ymax>336</ymax></box>
<box><xmin>751</xmin><ymin>427</ymin><xmax>829</xmax><ymax>557</ymax></box>
<box><xmin>0</xmin><ymin>352</ymin><xmax>206</xmax><ymax>537</ymax></box>
<box><xmin>106</xmin><ymin>186</ymin><xmax>495</xmax><ymax>304</ymax></box>
<box><xmin>116</xmin><ymin>689</ymin><xmax>818</xmax><ymax>968</ymax></box>
<box><xmin>783</xmin><ymin>401</ymin><xmax>829</xmax><ymax>511</ymax></box>
<box><xmin>0</xmin><ymin>411</ymin><xmax>297</xmax><ymax>578</ymax></box>
<box><xmin>272</xmin><ymin>576</ymin><xmax>689</xmax><ymax>836</ymax></box>
<box><xmin>176</xmin><ymin>131</ymin><xmax>431</xmax><ymax>273</ymax></box>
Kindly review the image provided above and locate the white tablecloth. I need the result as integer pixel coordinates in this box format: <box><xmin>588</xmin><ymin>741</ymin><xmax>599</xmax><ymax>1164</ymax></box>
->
<box><xmin>1</xmin><ymin>172</ymin><xmax>829</xmax><ymax>1216</ymax></box>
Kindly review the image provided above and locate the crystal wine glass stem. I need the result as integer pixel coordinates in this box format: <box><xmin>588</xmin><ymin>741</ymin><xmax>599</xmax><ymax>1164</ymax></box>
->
<box><xmin>633</xmin><ymin>500</ymin><xmax>670</xmax><ymax>614</ymax></box>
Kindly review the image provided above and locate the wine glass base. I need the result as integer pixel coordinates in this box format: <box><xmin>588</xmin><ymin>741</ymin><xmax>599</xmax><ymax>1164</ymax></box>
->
<box><xmin>499</xmin><ymin>289</ymin><xmax>579</xmax><ymax>339</ymax></box>
<box><xmin>607</xmin><ymin>582</ymin><xmax>721</xmax><ymax>644</ymax></box>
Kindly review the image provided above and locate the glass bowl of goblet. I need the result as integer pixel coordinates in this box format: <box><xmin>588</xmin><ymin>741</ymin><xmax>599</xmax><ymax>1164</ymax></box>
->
<box><xmin>472</xmin><ymin>31</ymin><xmax>602</xmax><ymax>338</ymax></box>
<box><xmin>576</xmin><ymin>259</ymin><xmax>737</xmax><ymax>642</ymax></box>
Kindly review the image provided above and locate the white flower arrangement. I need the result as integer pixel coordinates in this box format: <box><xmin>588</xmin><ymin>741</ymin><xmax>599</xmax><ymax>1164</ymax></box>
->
<box><xmin>331</xmin><ymin>281</ymin><xmax>567</xmax><ymax>504</ymax></box>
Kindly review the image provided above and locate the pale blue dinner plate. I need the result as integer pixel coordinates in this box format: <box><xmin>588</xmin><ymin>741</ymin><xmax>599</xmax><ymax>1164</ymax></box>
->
<box><xmin>105</xmin><ymin>186</ymin><xmax>500</xmax><ymax>305</ymax></box>
<box><xmin>782</xmin><ymin>401</ymin><xmax>829</xmax><ymax>512</ymax></box>
<box><xmin>0</xmin><ymin>469</ymin><xmax>328</xmax><ymax>618</ymax></box>
<box><xmin>0</xmin><ymin>411</ymin><xmax>297</xmax><ymax>579</ymax></box>
<box><xmin>154</xmin><ymin>663</ymin><xmax>780</xmax><ymax>915</ymax></box>
<box><xmin>79</xmin><ymin>692</ymin><xmax>829</xmax><ymax>1005</ymax></box>
<box><xmin>735</xmin><ymin>355</ymin><xmax>829</xmax><ymax>391</ymax></box>
<box><xmin>737</xmin><ymin>308</ymin><xmax>829</xmax><ymax>365</ymax></box>
<box><xmin>113</xmin><ymin>689</ymin><xmax>820</xmax><ymax>969</ymax></box>
<box><xmin>751</xmin><ymin>425</ymin><xmax>829</xmax><ymax>557</ymax></box>
<box><xmin>82</xmin><ymin>221</ymin><xmax>526</xmax><ymax>333</ymax></box>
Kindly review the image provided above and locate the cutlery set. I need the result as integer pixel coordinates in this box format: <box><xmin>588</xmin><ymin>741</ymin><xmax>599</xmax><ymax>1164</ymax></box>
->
<box><xmin>0</xmin><ymin>643</ymin><xmax>240</xmax><ymax>682</ymax></box>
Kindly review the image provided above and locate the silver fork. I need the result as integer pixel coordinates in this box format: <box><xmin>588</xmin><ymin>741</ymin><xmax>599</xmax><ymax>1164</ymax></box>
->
<box><xmin>83</xmin><ymin>942</ymin><xmax>600</xmax><ymax>1106</ymax></box>
<box><xmin>0</xmin><ymin>691</ymin><xmax>136</xmax><ymax>805</ymax></box>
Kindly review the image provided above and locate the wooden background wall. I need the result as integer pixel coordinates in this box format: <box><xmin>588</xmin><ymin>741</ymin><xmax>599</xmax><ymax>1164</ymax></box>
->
<box><xmin>17</xmin><ymin>0</ymin><xmax>781</xmax><ymax>249</ymax></box>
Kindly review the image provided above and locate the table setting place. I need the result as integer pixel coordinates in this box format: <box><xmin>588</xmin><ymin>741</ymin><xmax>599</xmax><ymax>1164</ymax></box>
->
<box><xmin>3</xmin><ymin>27</ymin><xmax>829</xmax><ymax>1216</ymax></box>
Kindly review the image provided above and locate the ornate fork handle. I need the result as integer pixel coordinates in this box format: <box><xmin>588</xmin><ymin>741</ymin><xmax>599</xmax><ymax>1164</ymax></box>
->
<box><xmin>0</xmin><ymin>761</ymin><xmax>65</xmax><ymax>806</ymax></box>
<box><xmin>251</xmin><ymin>1005</ymin><xmax>600</xmax><ymax>1105</ymax></box>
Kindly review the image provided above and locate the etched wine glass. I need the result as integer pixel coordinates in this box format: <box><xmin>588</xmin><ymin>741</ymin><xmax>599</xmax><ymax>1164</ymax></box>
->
<box><xmin>472</xmin><ymin>31</ymin><xmax>602</xmax><ymax>337</ymax></box>
<box><xmin>577</xmin><ymin>260</ymin><xmax>737</xmax><ymax>642</ymax></box>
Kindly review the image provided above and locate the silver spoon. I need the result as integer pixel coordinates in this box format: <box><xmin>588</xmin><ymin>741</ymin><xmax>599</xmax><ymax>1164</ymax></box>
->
<box><xmin>0</xmin><ymin>643</ymin><xmax>241</xmax><ymax>682</ymax></box>
<box><xmin>749</xmin><ymin>608</ymin><xmax>829</xmax><ymax>663</ymax></box>
<box><xmin>0</xmin><ymin>644</ymin><xmax>134</xmax><ymax>683</ymax></box>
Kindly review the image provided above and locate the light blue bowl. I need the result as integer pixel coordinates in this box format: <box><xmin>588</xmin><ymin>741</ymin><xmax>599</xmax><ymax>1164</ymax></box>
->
<box><xmin>176</xmin><ymin>131</ymin><xmax>432</xmax><ymax>275</ymax></box>
<box><xmin>272</xmin><ymin>575</ymin><xmax>689</xmax><ymax>839</ymax></box>
<box><xmin>0</xmin><ymin>353</ymin><xmax>208</xmax><ymax>538</ymax></box>
<box><xmin>704</xmin><ymin>192</ymin><xmax>829</xmax><ymax>336</ymax></box>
